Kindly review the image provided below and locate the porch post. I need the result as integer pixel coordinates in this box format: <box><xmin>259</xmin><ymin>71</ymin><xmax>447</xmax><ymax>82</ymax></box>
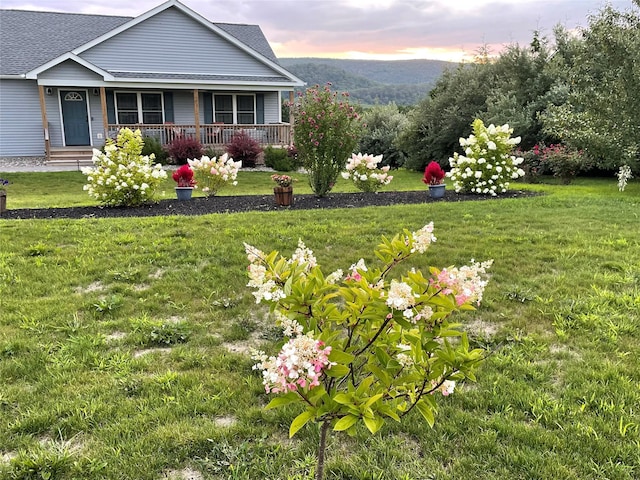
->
<box><xmin>99</xmin><ymin>87</ymin><xmax>108</xmax><ymax>142</ymax></box>
<box><xmin>193</xmin><ymin>89</ymin><xmax>200</xmax><ymax>142</ymax></box>
<box><xmin>38</xmin><ymin>85</ymin><xmax>50</xmax><ymax>161</ymax></box>
<box><xmin>289</xmin><ymin>91</ymin><xmax>295</xmax><ymax>144</ymax></box>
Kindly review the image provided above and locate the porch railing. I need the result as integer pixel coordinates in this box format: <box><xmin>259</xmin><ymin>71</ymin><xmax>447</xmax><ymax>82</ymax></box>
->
<box><xmin>107</xmin><ymin>123</ymin><xmax>292</xmax><ymax>147</ymax></box>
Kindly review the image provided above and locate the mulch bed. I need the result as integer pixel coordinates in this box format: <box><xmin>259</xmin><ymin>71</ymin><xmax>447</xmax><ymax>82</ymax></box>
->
<box><xmin>0</xmin><ymin>190</ymin><xmax>539</xmax><ymax>220</ymax></box>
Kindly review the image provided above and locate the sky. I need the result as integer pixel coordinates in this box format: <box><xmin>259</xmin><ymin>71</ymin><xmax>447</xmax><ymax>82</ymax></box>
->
<box><xmin>1</xmin><ymin>0</ymin><xmax>635</xmax><ymax>61</ymax></box>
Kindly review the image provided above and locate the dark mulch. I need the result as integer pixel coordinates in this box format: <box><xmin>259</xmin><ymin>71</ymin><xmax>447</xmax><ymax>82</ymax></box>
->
<box><xmin>0</xmin><ymin>190</ymin><xmax>539</xmax><ymax>220</ymax></box>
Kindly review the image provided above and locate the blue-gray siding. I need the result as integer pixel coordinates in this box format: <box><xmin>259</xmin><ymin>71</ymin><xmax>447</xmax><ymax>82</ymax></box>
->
<box><xmin>0</xmin><ymin>80</ymin><xmax>45</xmax><ymax>156</ymax></box>
<box><xmin>264</xmin><ymin>92</ymin><xmax>280</xmax><ymax>123</ymax></box>
<box><xmin>38</xmin><ymin>60</ymin><xmax>104</xmax><ymax>83</ymax></box>
<box><xmin>81</xmin><ymin>7</ymin><xmax>280</xmax><ymax>78</ymax></box>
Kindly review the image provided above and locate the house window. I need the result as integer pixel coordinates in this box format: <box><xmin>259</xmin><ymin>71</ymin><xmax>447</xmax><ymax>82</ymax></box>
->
<box><xmin>214</xmin><ymin>95</ymin><xmax>233</xmax><ymax>124</ymax></box>
<box><xmin>115</xmin><ymin>92</ymin><xmax>163</xmax><ymax>124</ymax></box>
<box><xmin>214</xmin><ymin>94</ymin><xmax>255</xmax><ymax>124</ymax></box>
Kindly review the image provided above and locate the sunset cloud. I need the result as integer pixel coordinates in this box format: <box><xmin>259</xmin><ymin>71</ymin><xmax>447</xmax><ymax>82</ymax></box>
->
<box><xmin>1</xmin><ymin>0</ymin><xmax>633</xmax><ymax>61</ymax></box>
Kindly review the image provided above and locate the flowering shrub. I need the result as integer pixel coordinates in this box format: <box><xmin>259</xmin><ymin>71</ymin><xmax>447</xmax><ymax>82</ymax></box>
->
<box><xmin>422</xmin><ymin>161</ymin><xmax>445</xmax><ymax>185</ymax></box>
<box><xmin>172</xmin><ymin>164</ymin><xmax>196</xmax><ymax>187</ymax></box>
<box><xmin>448</xmin><ymin>119</ymin><xmax>525</xmax><ymax>195</ymax></box>
<box><xmin>341</xmin><ymin>153</ymin><xmax>393</xmax><ymax>192</ymax></box>
<box><xmin>246</xmin><ymin>224</ymin><xmax>491</xmax><ymax>478</ymax></box>
<box><xmin>289</xmin><ymin>84</ymin><xmax>363</xmax><ymax>197</ymax></box>
<box><xmin>82</xmin><ymin>128</ymin><xmax>167</xmax><ymax>207</ymax></box>
<box><xmin>617</xmin><ymin>165</ymin><xmax>633</xmax><ymax>192</ymax></box>
<box><xmin>187</xmin><ymin>154</ymin><xmax>241</xmax><ymax>196</ymax></box>
<box><xmin>0</xmin><ymin>178</ymin><xmax>9</xmax><ymax>192</ymax></box>
<box><xmin>167</xmin><ymin>136</ymin><xmax>203</xmax><ymax>165</ymax></box>
<box><xmin>514</xmin><ymin>145</ymin><xmax>547</xmax><ymax>183</ymax></box>
<box><xmin>271</xmin><ymin>174</ymin><xmax>295</xmax><ymax>188</ymax></box>
<box><xmin>538</xmin><ymin>143</ymin><xmax>588</xmax><ymax>184</ymax></box>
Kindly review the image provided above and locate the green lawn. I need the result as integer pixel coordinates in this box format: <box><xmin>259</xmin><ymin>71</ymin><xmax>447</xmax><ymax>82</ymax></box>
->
<box><xmin>0</xmin><ymin>173</ymin><xmax>638</xmax><ymax>479</ymax></box>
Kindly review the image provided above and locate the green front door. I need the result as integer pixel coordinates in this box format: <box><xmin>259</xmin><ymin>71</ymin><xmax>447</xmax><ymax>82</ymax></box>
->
<box><xmin>61</xmin><ymin>90</ymin><xmax>90</xmax><ymax>146</ymax></box>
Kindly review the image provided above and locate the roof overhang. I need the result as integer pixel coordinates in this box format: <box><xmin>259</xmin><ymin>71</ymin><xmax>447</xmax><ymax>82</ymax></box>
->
<box><xmin>26</xmin><ymin>53</ymin><xmax>114</xmax><ymax>81</ymax></box>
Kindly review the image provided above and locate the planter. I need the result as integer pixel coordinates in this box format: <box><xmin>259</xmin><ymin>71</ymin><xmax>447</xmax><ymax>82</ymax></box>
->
<box><xmin>0</xmin><ymin>192</ymin><xmax>6</xmax><ymax>214</ymax></box>
<box><xmin>274</xmin><ymin>186</ymin><xmax>293</xmax><ymax>206</ymax></box>
<box><xmin>175</xmin><ymin>187</ymin><xmax>194</xmax><ymax>200</ymax></box>
<box><xmin>428</xmin><ymin>184</ymin><xmax>446</xmax><ymax>199</ymax></box>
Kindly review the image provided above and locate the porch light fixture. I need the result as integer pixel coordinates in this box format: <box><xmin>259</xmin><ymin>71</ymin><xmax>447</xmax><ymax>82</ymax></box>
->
<box><xmin>92</xmin><ymin>88</ymin><xmax>100</xmax><ymax>96</ymax></box>
<box><xmin>45</xmin><ymin>87</ymin><xmax>53</xmax><ymax>95</ymax></box>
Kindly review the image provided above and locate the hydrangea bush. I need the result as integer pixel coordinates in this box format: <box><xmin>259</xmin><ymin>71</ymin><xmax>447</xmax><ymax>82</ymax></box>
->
<box><xmin>82</xmin><ymin>128</ymin><xmax>167</xmax><ymax>206</ymax></box>
<box><xmin>246</xmin><ymin>224</ymin><xmax>491</xmax><ymax>479</ymax></box>
<box><xmin>448</xmin><ymin>119</ymin><xmax>525</xmax><ymax>195</ymax></box>
<box><xmin>341</xmin><ymin>153</ymin><xmax>393</xmax><ymax>192</ymax></box>
<box><xmin>187</xmin><ymin>154</ymin><xmax>241</xmax><ymax>196</ymax></box>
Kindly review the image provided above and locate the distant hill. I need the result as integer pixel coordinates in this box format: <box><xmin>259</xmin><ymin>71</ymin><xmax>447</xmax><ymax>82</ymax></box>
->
<box><xmin>279</xmin><ymin>57</ymin><xmax>458</xmax><ymax>106</ymax></box>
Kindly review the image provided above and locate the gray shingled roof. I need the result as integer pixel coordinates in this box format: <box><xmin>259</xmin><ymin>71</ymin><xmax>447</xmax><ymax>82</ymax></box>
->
<box><xmin>111</xmin><ymin>71</ymin><xmax>289</xmax><ymax>82</ymax></box>
<box><xmin>0</xmin><ymin>9</ymin><xmax>279</xmax><ymax>76</ymax></box>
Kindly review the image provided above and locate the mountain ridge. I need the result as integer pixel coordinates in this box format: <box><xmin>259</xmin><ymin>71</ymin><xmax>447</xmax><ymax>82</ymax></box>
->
<box><xmin>278</xmin><ymin>57</ymin><xmax>458</xmax><ymax>106</ymax></box>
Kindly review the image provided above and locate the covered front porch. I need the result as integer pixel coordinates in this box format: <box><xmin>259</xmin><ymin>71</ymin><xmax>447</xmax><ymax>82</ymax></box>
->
<box><xmin>39</xmin><ymin>85</ymin><xmax>295</xmax><ymax>164</ymax></box>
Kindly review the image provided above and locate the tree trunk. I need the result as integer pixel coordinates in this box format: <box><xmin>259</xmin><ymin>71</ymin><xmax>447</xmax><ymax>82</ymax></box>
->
<box><xmin>315</xmin><ymin>420</ymin><xmax>330</xmax><ymax>480</ymax></box>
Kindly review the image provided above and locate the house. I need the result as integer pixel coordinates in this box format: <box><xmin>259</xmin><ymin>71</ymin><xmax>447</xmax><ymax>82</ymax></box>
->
<box><xmin>0</xmin><ymin>0</ymin><xmax>304</xmax><ymax>165</ymax></box>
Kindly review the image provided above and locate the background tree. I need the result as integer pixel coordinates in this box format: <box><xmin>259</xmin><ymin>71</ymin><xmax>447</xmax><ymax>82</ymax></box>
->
<box><xmin>358</xmin><ymin>103</ymin><xmax>409</xmax><ymax>168</ymax></box>
<box><xmin>541</xmin><ymin>3</ymin><xmax>640</xmax><ymax>171</ymax></box>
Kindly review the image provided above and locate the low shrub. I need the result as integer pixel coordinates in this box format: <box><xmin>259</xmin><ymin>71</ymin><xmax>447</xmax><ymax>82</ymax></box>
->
<box><xmin>226</xmin><ymin>131</ymin><xmax>262</xmax><ymax>168</ymax></box>
<box><xmin>538</xmin><ymin>143</ymin><xmax>589</xmax><ymax>184</ymax></box>
<box><xmin>341</xmin><ymin>153</ymin><xmax>393</xmax><ymax>192</ymax></box>
<box><xmin>142</xmin><ymin>136</ymin><xmax>168</xmax><ymax>164</ymax></box>
<box><xmin>188</xmin><ymin>154</ymin><xmax>242</xmax><ymax>196</ymax></box>
<box><xmin>167</xmin><ymin>136</ymin><xmax>203</xmax><ymax>165</ymax></box>
<box><xmin>264</xmin><ymin>145</ymin><xmax>294</xmax><ymax>171</ymax></box>
<box><xmin>82</xmin><ymin>128</ymin><xmax>167</xmax><ymax>207</ymax></box>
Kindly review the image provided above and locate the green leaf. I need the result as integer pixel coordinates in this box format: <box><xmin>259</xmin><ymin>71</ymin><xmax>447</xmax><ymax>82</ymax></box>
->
<box><xmin>363</xmin><ymin>415</ymin><xmax>384</xmax><ymax>434</ymax></box>
<box><xmin>325</xmin><ymin>364</ymin><xmax>350</xmax><ymax>377</ymax></box>
<box><xmin>289</xmin><ymin>410</ymin><xmax>315</xmax><ymax>438</ymax></box>
<box><xmin>333</xmin><ymin>393</ymin><xmax>353</xmax><ymax>406</ymax></box>
<box><xmin>265</xmin><ymin>392</ymin><xmax>300</xmax><ymax>410</ymax></box>
<box><xmin>333</xmin><ymin>414</ymin><xmax>359</xmax><ymax>431</ymax></box>
<box><xmin>365</xmin><ymin>393</ymin><xmax>384</xmax><ymax>407</ymax></box>
<box><xmin>328</xmin><ymin>349</ymin><xmax>355</xmax><ymax>364</ymax></box>
<box><xmin>416</xmin><ymin>400</ymin><xmax>435</xmax><ymax>428</ymax></box>
<box><xmin>368</xmin><ymin>364</ymin><xmax>392</xmax><ymax>387</ymax></box>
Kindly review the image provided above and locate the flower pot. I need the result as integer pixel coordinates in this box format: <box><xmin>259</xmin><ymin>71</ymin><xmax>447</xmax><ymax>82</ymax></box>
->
<box><xmin>0</xmin><ymin>192</ymin><xmax>6</xmax><ymax>214</ymax></box>
<box><xmin>175</xmin><ymin>187</ymin><xmax>194</xmax><ymax>200</ymax></box>
<box><xmin>428</xmin><ymin>184</ymin><xmax>446</xmax><ymax>199</ymax></box>
<box><xmin>274</xmin><ymin>186</ymin><xmax>293</xmax><ymax>206</ymax></box>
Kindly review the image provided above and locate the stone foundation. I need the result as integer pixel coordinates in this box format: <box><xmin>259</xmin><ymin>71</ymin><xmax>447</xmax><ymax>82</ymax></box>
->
<box><xmin>0</xmin><ymin>156</ymin><xmax>47</xmax><ymax>168</ymax></box>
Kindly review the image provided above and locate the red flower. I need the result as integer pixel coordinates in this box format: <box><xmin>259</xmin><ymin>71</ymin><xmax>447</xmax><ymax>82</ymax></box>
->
<box><xmin>423</xmin><ymin>161</ymin><xmax>445</xmax><ymax>185</ymax></box>
<box><xmin>172</xmin><ymin>164</ymin><xmax>196</xmax><ymax>187</ymax></box>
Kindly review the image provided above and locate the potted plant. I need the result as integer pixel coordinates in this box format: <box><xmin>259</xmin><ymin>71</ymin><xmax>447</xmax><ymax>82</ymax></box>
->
<box><xmin>0</xmin><ymin>178</ymin><xmax>8</xmax><ymax>214</ymax></box>
<box><xmin>422</xmin><ymin>161</ymin><xmax>446</xmax><ymax>198</ymax></box>
<box><xmin>172</xmin><ymin>164</ymin><xmax>196</xmax><ymax>200</ymax></box>
<box><xmin>271</xmin><ymin>174</ymin><xmax>295</xmax><ymax>206</ymax></box>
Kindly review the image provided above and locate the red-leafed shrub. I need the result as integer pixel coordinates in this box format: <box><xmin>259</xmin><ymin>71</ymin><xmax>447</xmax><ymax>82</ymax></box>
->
<box><xmin>226</xmin><ymin>131</ymin><xmax>262</xmax><ymax>168</ymax></box>
<box><xmin>167</xmin><ymin>136</ymin><xmax>203</xmax><ymax>165</ymax></box>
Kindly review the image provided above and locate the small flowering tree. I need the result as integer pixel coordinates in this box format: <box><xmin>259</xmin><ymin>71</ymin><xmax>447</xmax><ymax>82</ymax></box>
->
<box><xmin>341</xmin><ymin>153</ymin><xmax>393</xmax><ymax>192</ymax></box>
<box><xmin>82</xmin><ymin>128</ymin><xmax>167</xmax><ymax>206</ymax></box>
<box><xmin>187</xmin><ymin>154</ymin><xmax>241</xmax><ymax>196</ymax></box>
<box><xmin>289</xmin><ymin>84</ymin><xmax>363</xmax><ymax>197</ymax></box>
<box><xmin>448</xmin><ymin>119</ymin><xmax>525</xmax><ymax>195</ymax></box>
<box><xmin>246</xmin><ymin>225</ymin><xmax>491</xmax><ymax>479</ymax></box>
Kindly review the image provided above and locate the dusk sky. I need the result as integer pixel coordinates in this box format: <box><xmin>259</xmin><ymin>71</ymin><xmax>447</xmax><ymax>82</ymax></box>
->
<box><xmin>1</xmin><ymin>0</ymin><xmax>635</xmax><ymax>61</ymax></box>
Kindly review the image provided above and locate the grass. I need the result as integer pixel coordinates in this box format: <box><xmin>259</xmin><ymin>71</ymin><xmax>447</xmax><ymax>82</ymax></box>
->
<box><xmin>0</xmin><ymin>172</ymin><xmax>639</xmax><ymax>479</ymax></box>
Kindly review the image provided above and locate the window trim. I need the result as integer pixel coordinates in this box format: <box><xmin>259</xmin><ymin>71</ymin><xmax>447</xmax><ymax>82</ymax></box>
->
<box><xmin>114</xmin><ymin>91</ymin><xmax>165</xmax><ymax>124</ymax></box>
